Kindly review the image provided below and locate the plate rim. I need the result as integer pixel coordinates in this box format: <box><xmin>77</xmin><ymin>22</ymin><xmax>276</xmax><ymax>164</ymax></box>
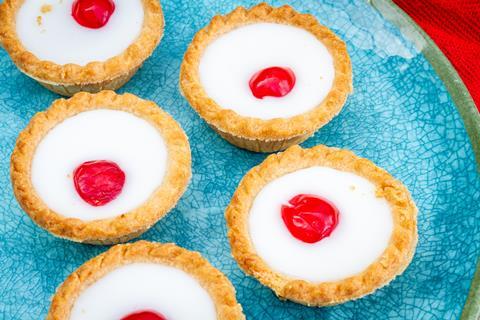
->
<box><xmin>369</xmin><ymin>1</ymin><xmax>480</xmax><ymax>319</ymax></box>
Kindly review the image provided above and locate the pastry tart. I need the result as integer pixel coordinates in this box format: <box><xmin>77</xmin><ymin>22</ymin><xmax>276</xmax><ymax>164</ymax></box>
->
<box><xmin>180</xmin><ymin>3</ymin><xmax>352</xmax><ymax>152</ymax></box>
<box><xmin>47</xmin><ymin>241</ymin><xmax>245</xmax><ymax>320</ymax></box>
<box><xmin>0</xmin><ymin>0</ymin><xmax>164</xmax><ymax>96</ymax></box>
<box><xmin>226</xmin><ymin>145</ymin><xmax>417</xmax><ymax>306</ymax></box>
<box><xmin>10</xmin><ymin>91</ymin><xmax>191</xmax><ymax>244</ymax></box>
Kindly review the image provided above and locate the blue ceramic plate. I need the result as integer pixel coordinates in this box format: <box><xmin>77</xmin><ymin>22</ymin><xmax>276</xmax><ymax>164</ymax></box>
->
<box><xmin>0</xmin><ymin>0</ymin><xmax>479</xmax><ymax>319</ymax></box>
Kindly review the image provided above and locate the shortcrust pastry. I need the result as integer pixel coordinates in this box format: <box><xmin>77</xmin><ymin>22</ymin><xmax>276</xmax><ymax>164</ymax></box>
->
<box><xmin>226</xmin><ymin>145</ymin><xmax>417</xmax><ymax>305</ymax></box>
<box><xmin>180</xmin><ymin>3</ymin><xmax>352</xmax><ymax>152</ymax></box>
<box><xmin>11</xmin><ymin>91</ymin><xmax>191</xmax><ymax>244</ymax></box>
<box><xmin>0</xmin><ymin>0</ymin><xmax>164</xmax><ymax>95</ymax></box>
<box><xmin>47</xmin><ymin>241</ymin><xmax>245</xmax><ymax>320</ymax></box>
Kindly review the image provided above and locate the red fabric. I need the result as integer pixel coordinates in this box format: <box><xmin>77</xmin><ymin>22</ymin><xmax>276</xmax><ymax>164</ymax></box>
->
<box><xmin>393</xmin><ymin>0</ymin><xmax>480</xmax><ymax>111</ymax></box>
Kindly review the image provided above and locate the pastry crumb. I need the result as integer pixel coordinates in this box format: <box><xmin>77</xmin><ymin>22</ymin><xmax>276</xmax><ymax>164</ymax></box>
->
<box><xmin>36</xmin><ymin>15</ymin><xmax>42</xmax><ymax>26</ymax></box>
<box><xmin>349</xmin><ymin>185</ymin><xmax>356</xmax><ymax>191</ymax></box>
<box><xmin>41</xmin><ymin>4</ymin><xmax>53</xmax><ymax>14</ymax></box>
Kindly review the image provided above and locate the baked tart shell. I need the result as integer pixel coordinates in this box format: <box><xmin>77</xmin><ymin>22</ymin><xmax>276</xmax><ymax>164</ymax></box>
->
<box><xmin>226</xmin><ymin>145</ymin><xmax>418</xmax><ymax>306</ymax></box>
<box><xmin>10</xmin><ymin>91</ymin><xmax>191</xmax><ymax>244</ymax></box>
<box><xmin>0</xmin><ymin>0</ymin><xmax>164</xmax><ymax>96</ymax></box>
<box><xmin>47</xmin><ymin>241</ymin><xmax>245</xmax><ymax>319</ymax></box>
<box><xmin>180</xmin><ymin>3</ymin><xmax>352</xmax><ymax>153</ymax></box>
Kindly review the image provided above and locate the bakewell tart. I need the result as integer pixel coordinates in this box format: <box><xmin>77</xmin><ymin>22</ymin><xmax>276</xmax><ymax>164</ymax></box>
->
<box><xmin>10</xmin><ymin>91</ymin><xmax>191</xmax><ymax>244</ymax></box>
<box><xmin>47</xmin><ymin>241</ymin><xmax>245</xmax><ymax>320</ymax></box>
<box><xmin>180</xmin><ymin>3</ymin><xmax>352</xmax><ymax>152</ymax></box>
<box><xmin>0</xmin><ymin>0</ymin><xmax>164</xmax><ymax>96</ymax></box>
<box><xmin>226</xmin><ymin>145</ymin><xmax>417</xmax><ymax>306</ymax></box>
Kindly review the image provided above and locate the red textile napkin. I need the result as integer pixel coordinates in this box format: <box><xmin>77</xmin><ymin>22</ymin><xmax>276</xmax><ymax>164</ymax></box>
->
<box><xmin>394</xmin><ymin>0</ymin><xmax>480</xmax><ymax>111</ymax></box>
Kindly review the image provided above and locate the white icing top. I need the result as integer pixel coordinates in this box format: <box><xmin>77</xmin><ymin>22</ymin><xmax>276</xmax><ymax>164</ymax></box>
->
<box><xmin>16</xmin><ymin>0</ymin><xmax>144</xmax><ymax>65</ymax></box>
<box><xmin>199</xmin><ymin>23</ymin><xmax>335</xmax><ymax>120</ymax></box>
<box><xmin>249</xmin><ymin>166</ymin><xmax>393</xmax><ymax>282</ymax></box>
<box><xmin>70</xmin><ymin>262</ymin><xmax>217</xmax><ymax>320</ymax></box>
<box><xmin>31</xmin><ymin>109</ymin><xmax>167</xmax><ymax>221</ymax></box>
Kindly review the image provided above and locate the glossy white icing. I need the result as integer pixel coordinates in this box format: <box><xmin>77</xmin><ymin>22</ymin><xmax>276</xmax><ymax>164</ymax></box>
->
<box><xmin>16</xmin><ymin>0</ymin><xmax>144</xmax><ymax>65</ymax></box>
<box><xmin>248</xmin><ymin>166</ymin><xmax>393</xmax><ymax>282</ymax></box>
<box><xmin>199</xmin><ymin>22</ymin><xmax>335</xmax><ymax>120</ymax></box>
<box><xmin>70</xmin><ymin>262</ymin><xmax>217</xmax><ymax>320</ymax></box>
<box><xmin>31</xmin><ymin>109</ymin><xmax>167</xmax><ymax>221</ymax></box>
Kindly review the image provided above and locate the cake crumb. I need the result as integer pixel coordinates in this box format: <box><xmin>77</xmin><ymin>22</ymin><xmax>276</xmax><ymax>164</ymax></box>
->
<box><xmin>349</xmin><ymin>185</ymin><xmax>356</xmax><ymax>191</ymax></box>
<box><xmin>36</xmin><ymin>15</ymin><xmax>42</xmax><ymax>26</ymax></box>
<box><xmin>41</xmin><ymin>4</ymin><xmax>52</xmax><ymax>14</ymax></box>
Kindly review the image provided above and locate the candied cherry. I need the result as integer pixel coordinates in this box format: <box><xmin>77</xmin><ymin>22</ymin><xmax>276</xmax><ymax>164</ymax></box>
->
<box><xmin>121</xmin><ymin>311</ymin><xmax>167</xmax><ymax>320</ymax></box>
<box><xmin>281</xmin><ymin>194</ymin><xmax>339</xmax><ymax>243</ymax></box>
<box><xmin>72</xmin><ymin>0</ymin><xmax>116</xmax><ymax>29</ymax></box>
<box><xmin>249</xmin><ymin>66</ymin><xmax>296</xmax><ymax>99</ymax></box>
<box><xmin>73</xmin><ymin>160</ymin><xmax>125</xmax><ymax>206</ymax></box>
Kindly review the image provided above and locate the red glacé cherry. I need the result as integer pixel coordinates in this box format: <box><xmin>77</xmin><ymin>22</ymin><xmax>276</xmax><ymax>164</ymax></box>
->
<box><xmin>72</xmin><ymin>0</ymin><xmax>115</xmax><ymax>29</ymax></box>
<box><xmin>249</xmin><ymin>66</ymin><xmax>296</xmax><ymax>99</ymax></box>
<box><xmin>73</xmin><ymin>160</ymin><xmax>125</xmax><ymax>206</ymax></box>
<box><xmin>281</xmin><ymin>194</ymin><xmax>339</xmax><ymax>244</ymax></box>
<box><xmin>121</xmin><ymin>311</ymin><xmax>167</xmax><ymax>320</ymax></box>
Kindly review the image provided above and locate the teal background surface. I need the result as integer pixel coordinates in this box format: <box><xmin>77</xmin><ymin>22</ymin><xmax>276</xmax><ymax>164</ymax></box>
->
<box><xmin>0</xmin><ymin>0</ymin><xmax>479</xmax><ymax>319</ymax></box>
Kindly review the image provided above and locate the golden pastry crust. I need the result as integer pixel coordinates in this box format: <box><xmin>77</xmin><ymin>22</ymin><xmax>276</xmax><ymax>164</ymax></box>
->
<box><xmin>180</xmin><ymin>3</ymin><xmax>352</xmax><ymax>146</ymax></box>
<box><xmin>10</xmin><ymin>91</ymin><xmax>191</xmax><ymax>244</ymax></box>
<box><xmin>226</xmin><ymin>145</ymin><xmax>418</xmax><ymax>306</ymax></box>
<box><xmin>0</xmin><ymin>0</ymin><xmax>164</xmax><ymax>89</ymax></box>
<box><xmin>47</xmin><ymin>241</ymin><xmax>245</xmax><ymax>319</ymax></box>
<box><xmin>32</xmin><ymin>65</ymin><xmax>140</xmax><ymax>97</ymax></box>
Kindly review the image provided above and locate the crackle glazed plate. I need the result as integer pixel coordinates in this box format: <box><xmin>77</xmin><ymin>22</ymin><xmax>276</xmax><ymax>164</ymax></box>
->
<box><xmin>0</xmin><ymin>0</ymin><xmax>479</xmax><ymax>319</ymax></box>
